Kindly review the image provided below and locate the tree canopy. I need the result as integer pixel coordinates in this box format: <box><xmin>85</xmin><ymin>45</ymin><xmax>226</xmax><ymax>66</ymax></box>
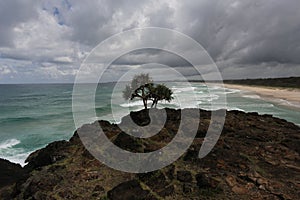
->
<box><xmin>122</xmin><ymin>73</ymin><xmax>173</xmax><ymax>109</ymax></box>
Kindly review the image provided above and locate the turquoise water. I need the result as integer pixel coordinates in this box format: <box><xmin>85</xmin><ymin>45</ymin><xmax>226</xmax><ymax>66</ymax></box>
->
<box><xmin>0</xmin><ymin>83</ymin><xmax>299</xmax><ymax>165</ymax></box>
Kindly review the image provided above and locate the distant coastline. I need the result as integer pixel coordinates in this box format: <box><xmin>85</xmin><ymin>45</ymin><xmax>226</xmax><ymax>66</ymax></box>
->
<box><xmin>222</xmin><ymin>77</ymin><xmax>300</xmax><ymax>110</ymax></box>
<box><xmin>206</xmin><ymin>77</ymin><xmax>300</xmax><ymax>110</ymax></box>
<box><xmin>222</xmin><ymin>84</ymin><xmax>300</xmax><ymax>111</ymax></box>
<box><xmin>222</xmin><ymin>76</ymin><xmax>300</xmax><ymax>89</ymax></box>
<box><xmin>190</xmin><ymin>76</ymin><xmax>300</xmax><ymax>89</ymax></box>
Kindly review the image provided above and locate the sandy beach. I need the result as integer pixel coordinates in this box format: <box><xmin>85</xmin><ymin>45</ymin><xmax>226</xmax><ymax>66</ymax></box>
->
<box><xmin>222</xmin><ymin>84</ymin><xmax>300</xmax><ymax>110</ymax></box>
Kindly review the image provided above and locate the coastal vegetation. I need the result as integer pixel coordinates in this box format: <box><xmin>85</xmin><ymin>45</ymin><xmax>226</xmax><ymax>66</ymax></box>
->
<box><xmin>223</xmin><ymin>77</ymin><xmax>300</xmax><ymax>89</ymax></box>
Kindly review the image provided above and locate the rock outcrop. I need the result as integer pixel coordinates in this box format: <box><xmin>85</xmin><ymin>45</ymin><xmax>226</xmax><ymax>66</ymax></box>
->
<box><xmin>0</xmin><ymin>159</ymin><xmax>26</xmax><ymax>188</ymax></box>
<box><xmin>0</xmin><ymin>108</ymin><xmax>299</xmax><ymax>199</ymax></box>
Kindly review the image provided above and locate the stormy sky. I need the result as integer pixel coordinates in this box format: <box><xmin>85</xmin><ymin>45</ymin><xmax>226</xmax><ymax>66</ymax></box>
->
<box><xmin>0</xmin><ymin>0</ymin><xmax>299</xmax><ymax>83</ymax></box>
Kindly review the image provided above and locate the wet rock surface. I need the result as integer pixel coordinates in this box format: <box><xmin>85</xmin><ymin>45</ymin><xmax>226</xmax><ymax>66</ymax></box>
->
<box><xmin>0</xmin><ymin>108</ymin><xmax>299</xmax><ymax>199</ymax></box>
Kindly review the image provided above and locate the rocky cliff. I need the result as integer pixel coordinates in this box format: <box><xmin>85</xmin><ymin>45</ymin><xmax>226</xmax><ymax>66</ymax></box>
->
<box><xmin>0</xmin><ymin>108</ymin><xmax>299</xmax><ymax>199</ymax></box>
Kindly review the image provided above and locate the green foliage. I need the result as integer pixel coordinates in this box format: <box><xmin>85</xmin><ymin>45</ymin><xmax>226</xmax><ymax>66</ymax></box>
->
<box><xmin>150</xmin><ymin>84</ymin><xmax>173</xmax><ymax>108</ymax></box>
<box><xmin>122</xmin><ymin>73</ymin><xmax>173</xmax><ymax>109</ymax></box>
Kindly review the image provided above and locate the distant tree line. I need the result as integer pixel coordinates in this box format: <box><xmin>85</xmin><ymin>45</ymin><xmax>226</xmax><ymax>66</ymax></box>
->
<box><xmin>224</xmin><ymin>77</ymin><xmax>300</xmax><ymax>89</ymax></box>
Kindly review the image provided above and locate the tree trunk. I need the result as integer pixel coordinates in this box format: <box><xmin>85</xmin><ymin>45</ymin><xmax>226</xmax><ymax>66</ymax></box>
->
<box><xmin>143</xmin><ymin>99</ymin><xmax>147</xmax><ymax>109</ymax></box>
<box><xmin>154</xmin><ymin>99</ymin><xmax>158</xmax><ymax>108</ymax></box>
<box><xmin>151</xmin><ymin>100</ymin><xmax>155</xmax><ymax>108</ymax></box>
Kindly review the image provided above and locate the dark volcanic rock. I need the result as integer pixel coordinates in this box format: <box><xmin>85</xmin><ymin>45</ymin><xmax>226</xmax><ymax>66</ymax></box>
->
<box><xmin>24</xmin><ymin>140</ymin><xmax>69</xmax><ymax>170</ymax></box>
<box><xmin>138</xmin><ymin>170</ymin><xmax>171</xmax><ymax>196</ymax></box>
<box><xmin>22</xmin><ymin>173</ymin><xmax>63</xmax><ymax>199</ymax></box>
<box><xmin>114</xmin><ymin>132</ymin><xmax>144</xmax><ymax>152</ymax></box>
<box><xmin>0</xmin><ymin>159</ymin><xmax>25</xmax><ymax>188</ymax></box>
<box><xmin>177</xmin><ymin>170</ymin><xmax>193</xmax><ymax>182</ymax></box>
<box><xmin>1</xmin><ymin>108</ymin><xmax>299</xmax><ymax>199</ymax></box>
<box><xmin>107</xmin><ymin>180</ymin><xmax>156</xmax><ymax>200</ymax></box>
<box><xmin>196</xmin><ymin>173</ymin><xmax>212</xmax><ymax>188</ymax></box>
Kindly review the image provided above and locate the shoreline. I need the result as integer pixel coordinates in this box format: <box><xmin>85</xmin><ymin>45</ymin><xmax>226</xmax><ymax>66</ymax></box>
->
<box><xmin>222</xmin><ymin>83</ymin><xmax>300</xmax><ymax>110</ymax></box>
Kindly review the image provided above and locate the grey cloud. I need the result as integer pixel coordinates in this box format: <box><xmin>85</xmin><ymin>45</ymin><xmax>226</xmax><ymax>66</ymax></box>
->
<box><xmin>66</xmin><ymin>0</ymin><xmax>144</xmax><ymax>45</ymax></box>
<box><xmin>178</xmin><ymin>0</ymin><xmax>300</xmax><ymax>68</ymax></box>
<box><xmin>146</xmin><ymin>2</ymin><xmax>174</xmax><ymax>28</ymax></box>
<box><xmin>0</xmin><ymin>0</ymin><xmax>38</xmax><ymax>46</ymax></box>
<box><xmin>1</xmin><ymin>0</ymin><xmax>300</xmax><ymax>83</ymax></box>
<box><xmin>67</xmin><ymin>0</ymin><xmax>175</xmax><ymax>46</ymax></box>
<box><xmin>112</xmin><ymin>49</ymin><xmax>191</xmax><ymax>67</ymax></box>
<box><xmin>221</xmin><ymin>62</ymin><xmax>300</xmax><ymax>80</ymax></box>
<box><xmin>76</xmin><ymin>0</ymin><xmax>300</xmax><ymax>79</ymax></box>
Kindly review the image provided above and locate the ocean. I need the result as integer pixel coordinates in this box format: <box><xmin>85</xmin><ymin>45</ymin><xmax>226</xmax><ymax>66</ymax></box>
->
<box><xmin>0</xmin><ymin>82</ymin><xmax>299</xmax><ymax>166</ymax></box>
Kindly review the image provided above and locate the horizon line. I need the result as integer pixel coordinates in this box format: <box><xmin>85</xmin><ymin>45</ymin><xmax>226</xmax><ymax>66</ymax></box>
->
<box><xmin>0</xmin><ymin>76</ymin><xmax>298</xmax><ymax>85</ymax></box>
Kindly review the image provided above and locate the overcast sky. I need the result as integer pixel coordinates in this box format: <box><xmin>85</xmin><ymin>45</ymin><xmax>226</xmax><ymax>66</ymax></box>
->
<box><xmin>0</xmin><ymin>0</ymin><xmax>299</xmax><ymax>83</ymax></box>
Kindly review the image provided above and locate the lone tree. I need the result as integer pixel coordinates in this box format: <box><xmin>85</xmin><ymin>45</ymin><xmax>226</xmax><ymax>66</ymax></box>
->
<box><xmin>123</xmin><ymin>73</ymin><xmax>173</xmax><ymax>109</ymax></box>
<box><xmin>122</xmin><ymin>73</ymin><xmax>153</xmax><ymax>109</ymax></box>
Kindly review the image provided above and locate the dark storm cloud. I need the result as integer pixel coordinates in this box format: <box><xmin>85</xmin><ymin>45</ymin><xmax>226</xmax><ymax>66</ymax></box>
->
<box><xmin>0</xmin><ymin>0</ymin><xmax>300</xmax><ymax>83</ymax></box>
<box><xmin>75</xmin><ymin>0</ymin><xmax>300</xmax><ymax>79</ymax></box>
<box><xmin>180</xmin><ymin>0</ymin><xmax>300</xmax><ymax>68</ymax></box>
<box><xmin>116</xmin><ymin>0</ymin><xmax>300</xmax><ymax>78</ymax></box>
<box><xmin>112</xmin><ymin>49</ymin><xmax>192</xmax><ymax>67</ymax></box>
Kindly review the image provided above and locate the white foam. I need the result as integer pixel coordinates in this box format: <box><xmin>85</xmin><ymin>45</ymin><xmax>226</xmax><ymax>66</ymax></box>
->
<box><xmin>173</xmin><ymin>90</ymin><xmax>182</xmax><ymax>94</ymax></box>
<box><xmin>120</xmin><ymin>101</ymin><xmax>145</xmax><ymax>107</ymax></box>
<box><xmin>207</xmin><ymin>85</ymin><xmax>221</xmax><ymax>90</ymax></box>
<box><xmin>225</xmin><ymin>89</ymin><xmax>241</xmax><ymax>94</ymax></box>
<box><xmin>227</xmin><ymin>107</ymin><xmax>245</xmax><ymax>112</ymax></box>
<box><xmin>193</xmin><ymin>90</ymin><xmax>204</xmax><ymax>94</ymax></box>
<box><xmin>198</xmin><ymin>94</ymin><xmax>220</xmax><ymax>102</ymax></box>
<box><xmin>172</xmin><ymin>86</ymin><xmax>196</xmax><ymax>93</ymax></box>
<box><xmin>0</xmin><ymin>139</ymin><xmax>20</xmax><ymax>149</ymax></box>
<box><xmin>235</xmin><ymin>103</ymin><xmax>274</xmax><ymax>108</ymax></box>
<box><xmin>0</xmin><ymin>152</ymin><xmax>32</xmax><ymax>167</ymax></box>
<box><xmin>0</xmin><ymin>139</ymin><xmax>31</xmax><ymax>167</ymax></box>
<box><xmin>276</xmin><ymin>99</ymin><xmax>300</xmax><ymax>108</ymax></box>
<box><xmin>242</xmin><ymin>94</ymin><xmax>261</xmax><ymax>99</ymax></box>
<box><xmin>198</xmin><ymin>105</ymin><xmax>227</xmax><ymax>111</ymax></box>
